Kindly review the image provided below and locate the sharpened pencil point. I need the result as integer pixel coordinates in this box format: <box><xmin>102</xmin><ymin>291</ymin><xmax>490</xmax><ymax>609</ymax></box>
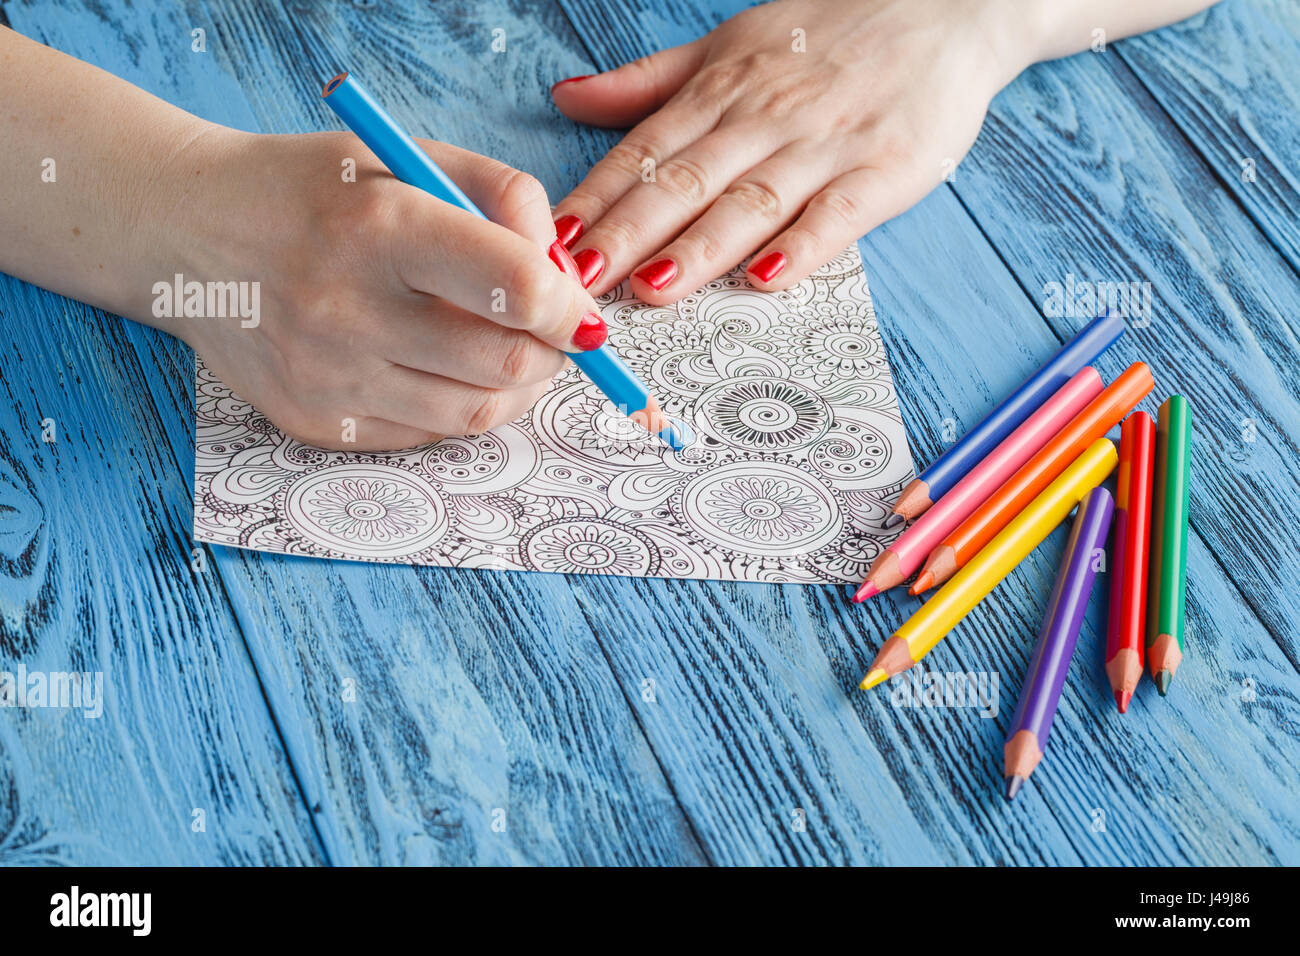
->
<box><xmin>859</xmin><ymin>668</ymin><xmax>888</xmax><ymax>691</ymax></box>
<box><xmin>852</xmin><ymin>581</ymin><xmax>878</xmax><ymax>603</ymax></box>
<box><xmin>1004</xmin><ymin>775</ymin><xmax>1025</xmax><ymax>801</ymax></box>
<box><xmin>1115</xmin><ymin>689</ymin><xmax>1132</xmax><ymax>714</ymax></box>
<box><xmin>909</xmin><ymin>571</ymin><xmax>933</xmax><ymax>595</ymax></box>
<box><xmin>1154</xmin><ymin>669</ymin><xmax>1173</xmax><ymax>696</ymax></box>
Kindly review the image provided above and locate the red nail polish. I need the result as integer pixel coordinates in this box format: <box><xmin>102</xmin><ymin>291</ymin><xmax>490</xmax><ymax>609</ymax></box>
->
<box><xmin>749</xmin><ymin>251</ymin><xmax>787</xmax><ymax>283</ymax></box>
<box><xmin>572</xmin><ymin>311</ymin><xmax>607</xmax><ymax>351</ymax></box>
<box><xmin>551</xmin><ymin>74</ymin><xmax>594</xmax><ymax>94</ymax></box>
<box><xmin>554</xmin><ymin>214</ymin><xmax>584</xmax><ymax>249</ymax></box>
<box><xmin>548</xmin><ymin>240</ymin><xmax>582</xmax><ymax>281</ymax></box>
<box><xmin>633</xmin><ymin>258</ymin><xmax>677</xmax><ymax>292</ymax></box>
<box><xmin>572</xmin><ymin>248</ymin><xmax>605</xmax><ymax>288</ymax></box>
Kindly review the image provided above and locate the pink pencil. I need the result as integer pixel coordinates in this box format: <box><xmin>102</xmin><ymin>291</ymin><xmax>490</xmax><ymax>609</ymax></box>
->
<box><xmin>854</xmin><ymin>366</ymin><xmax>1105</xmax><ymax>600</ymax></box>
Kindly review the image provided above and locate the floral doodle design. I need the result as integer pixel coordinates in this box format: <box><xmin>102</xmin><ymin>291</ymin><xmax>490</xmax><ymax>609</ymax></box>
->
<box><xmin>193</xmin><ymin>246</ymin><xmax>914</xmax><ymax>583</ymax></box>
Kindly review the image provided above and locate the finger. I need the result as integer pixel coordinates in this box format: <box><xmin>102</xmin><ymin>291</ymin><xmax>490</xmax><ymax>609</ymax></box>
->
<box><xmin>745</xmin><ymin>167</ymin><xmax>920</xmax><ymax>291</ymax></box>
<box><xmin>412</xmin><ymin>138</ymin><xmax>556</xmax><ymax>249</ymax></box>
<box><xmin>551</xmin><ymin>40</ymin><xmax>708</xmax><ymax>128</ymax></box>
<box><xmin>337</xmin><ymin>418</ymin><xmax>443</xmax><ymax>452</ymax></box>
<box><xmin>370</xmin><ymin>364</ymin><xmax>550</xmax><ymax>436</ymax></box>
<box><xmin>379</xmin><ymin>299</ymin><xmax>566</xmax><ymax>390</ymax></box>
<box><xmin>572</xmin><ymin>124</ymin><xmax>779</xmax><ymax>296</ymax></box>
<box><xmin>388</xmin><ymin>200</ymin><xmax>605</xmax><ymax>353</ymax></box>
<box><xmin>550</xmin><ymin>93</ymin><xmax>725</xmax><ymax>254</ymax></box>
<box><xmin>275</xmin><ymin>413</ymin><xmax>441</xmax><ymax>453</ymax></box>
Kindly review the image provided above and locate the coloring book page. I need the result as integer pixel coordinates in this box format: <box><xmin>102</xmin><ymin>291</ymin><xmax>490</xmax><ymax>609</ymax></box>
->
<box><xmin>193</xmin><ymin>246</ymin><xmax>913</xmax><ymax>583</ymax></box>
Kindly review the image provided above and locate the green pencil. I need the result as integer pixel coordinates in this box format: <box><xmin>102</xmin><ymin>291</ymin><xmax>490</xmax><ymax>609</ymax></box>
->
<box><xmin>1147</xmin><ymin>395</ymin><xmax>1192</xmax><ymax>695</ymax></box>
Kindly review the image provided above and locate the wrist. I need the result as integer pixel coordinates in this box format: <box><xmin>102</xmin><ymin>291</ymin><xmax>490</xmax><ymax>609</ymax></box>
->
<box><xmin>131</xmin><ymin>124</ymin><xmax>261</xmax><ymax>346</ymax></box>
<box><xmin>973</xmin><ymin>0</ymin><xmax>1056</xmax><ymax>89</ymax></box>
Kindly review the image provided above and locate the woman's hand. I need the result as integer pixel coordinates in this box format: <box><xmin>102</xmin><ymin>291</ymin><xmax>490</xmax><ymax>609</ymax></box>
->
<box><xmin>549</xmin><ymin>0</ymin><xmax>1038</xmax><ymax>302</ymax></box>
<box><xmin>0</xmin><ymin>27</ymin><xmax>607</xmax><ymax>452</ymax></box>
<box><xmin>167</xmin><ymin>131</ymin><xmax>608</xmax><ymax>450</ymax></box>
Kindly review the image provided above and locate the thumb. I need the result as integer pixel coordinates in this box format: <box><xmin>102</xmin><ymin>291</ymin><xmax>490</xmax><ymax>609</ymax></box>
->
<box><xmin>551</xmin><ymin>40</ymin><xmax>708</xmax><ymax>128</ymax></box>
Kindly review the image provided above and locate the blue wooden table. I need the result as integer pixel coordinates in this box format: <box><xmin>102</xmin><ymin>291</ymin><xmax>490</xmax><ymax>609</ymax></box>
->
<box><xmin>2</xmin><ymin>0</ymin><xmax>1298</xmax><ymax>866</ymax></box>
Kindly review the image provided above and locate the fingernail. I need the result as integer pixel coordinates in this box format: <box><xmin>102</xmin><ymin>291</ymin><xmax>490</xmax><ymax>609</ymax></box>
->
<box><xmin>633</xmin><ymin>258</ymin><xmax>677</xmax><ymax>292</ymax></box>
<box><xmin>551</xmin><ymin>74</ymin><xmax>594</xmax><ymax>94</ymax></box>
<box><xmin>548</xmin><ymin>240</ymin><xmax>582</xmax><ymax>282</ymax></box>
<box><xmin>573</xmin><ymin>248</ymin><xmax>605</xmax><ymax>288</ymax></box>
<box><xmin>572</xmin><ymin>311</ymin><xmax>607</xmax><ymax>351</ymax></box>
<box><xmin>749</xmin><ymin>251</ymin><xmax>787</xmax><ymax>283</ymax></box>
<box><xmin>554</xmin><ymin>214</ymin><xmax>584</xmax><ymax>249</ymax></box>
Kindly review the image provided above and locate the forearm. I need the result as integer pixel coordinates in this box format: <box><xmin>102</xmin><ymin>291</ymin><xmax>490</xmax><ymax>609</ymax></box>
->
<box><xmin>1013</xmin><ymin>0</ymin><xmax>1221</xmax><ymax>62</ymax></box>
<box><xmin>0</xmin><ymin>26</ymin><xmax>243</xmax><ymax>337</ymax></box>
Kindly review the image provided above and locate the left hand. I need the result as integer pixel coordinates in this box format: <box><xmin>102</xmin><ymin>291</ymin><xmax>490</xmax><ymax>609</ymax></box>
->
<box><xmin>549</xmin><ymin>0</ymin><xmax>1032</xmax><ymax>302</ymax></box>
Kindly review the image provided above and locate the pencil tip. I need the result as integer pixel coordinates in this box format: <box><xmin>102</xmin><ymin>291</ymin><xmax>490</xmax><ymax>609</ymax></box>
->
<box><xmin>859</xmin><ymin>668</ymin><xmax>888</xmax><ymax>691</ymax></box>
<box><xmin>1154</xmin><ymin>670</ymin><xmax>1172</xmax><ymax>696</ymax></box>
<box><xmin>1004</xmin><ymin>775</ymin><xmax>1024</xmax><ymax>801</ymax></box>
<box><xmin>909</xmin><ymin>572</ymin><xmax>933</xmax><ymax>595</ymax></box>
<box><xmin>1115</xmin><ymin>690</ymin><xmax>1131</xmax><ymax>714</ymax></box>
<box><xmin>659</xmin><ymin>418</ymin><xmax>694</xmax><ymax>451</ymax></box>
<box><xmin>853</xmin><ymin>581</ymin><xmax>878</xmax><ymax>603</ymax></box>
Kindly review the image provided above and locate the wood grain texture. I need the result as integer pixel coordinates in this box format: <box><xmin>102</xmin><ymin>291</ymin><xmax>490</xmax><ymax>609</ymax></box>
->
<box><xmin>0</xmin><ymin>272</ymin><xmax>324</xmax><ymax>865</ymax></box>
<box><xmin>2</xmin><ymin>0</ymin><xmax>1299</xmax><ymax>866</ymax></box>
<box><xmin>1116</xmin><ymin>1</ymin><xmax>1300</xmax><ymax>274</ymax></box>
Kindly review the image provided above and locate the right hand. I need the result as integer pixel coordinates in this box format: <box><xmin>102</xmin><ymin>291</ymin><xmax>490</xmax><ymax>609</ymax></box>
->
<box><xmin>171</xmin><ymin>129</ymin><xmax>606</xmax><ymax>450</ymax></box>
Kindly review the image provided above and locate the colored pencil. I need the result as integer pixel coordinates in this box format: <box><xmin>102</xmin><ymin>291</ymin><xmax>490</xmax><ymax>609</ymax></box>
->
<box><xmin>319</xmin><ymin>72</ymin><xmax>691</xmax><ymax>451</ymax></box>
<box><xmin>1004</xmin><ymin>486</ymin><xmax>1114</xmax><ymax>800</ymax></box>
<box><xmin>912</xmin><ymin>362</ymin><xmax>1152</xmax><ymax>593</ymax></box>
<box><xmin>855</xmin><ymin>367</ymin><xmax>1103</xmax><ymax>601</ymax></box>
<box><xmin>860</xmin><ymin>438</ymin><xmax>1118</xmax><ymax>690</ymax></box>
<box><xmin>1147</xmin><ymin>396</ymin><xmax>1192</xmax><ymax>695</ymax></box>
<box><xmin>893</xmin><ymin>312</ymin><xmax>1124</xmax><ymax>520</ymax></box>
<box><xmin>1105</xmin><ymin>411</ymin><xmax>1155</xmax><ymax>712</ymax></box>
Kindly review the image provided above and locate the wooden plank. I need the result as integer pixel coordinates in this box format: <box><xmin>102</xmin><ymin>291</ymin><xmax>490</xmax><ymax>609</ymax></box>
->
<box><xmin>545</xmin><ymin>0</ymin><xmax>1300</xmax><ymax>864</ymax></box>
<box><xmin>1115</xmin><ymin>0</ymin><xmax>1300</xmax><ymax>273</ymax></box>
<box><xmin>0</xmin><ymin>271</ymin><xmax>324</xmax><ymax>864</ymax></box>
<box><xmin>948</xmin><ymin>30</ymin><xmax>1300</xmax><ymax>666</ymax></box>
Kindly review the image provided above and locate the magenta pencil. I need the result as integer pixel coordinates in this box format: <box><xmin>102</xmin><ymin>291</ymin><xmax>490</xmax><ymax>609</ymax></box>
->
<box><xmin>855</xmin><ymin>367</ymin><xmax>1104</xmax><ymax>601</ymax></box>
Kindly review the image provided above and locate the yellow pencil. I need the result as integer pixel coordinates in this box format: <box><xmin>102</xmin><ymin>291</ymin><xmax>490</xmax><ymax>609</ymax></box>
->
<box><xmin>860</xmin><ymin>438</ymin><xmax>1118</xmax><ymax>690</ymax></box>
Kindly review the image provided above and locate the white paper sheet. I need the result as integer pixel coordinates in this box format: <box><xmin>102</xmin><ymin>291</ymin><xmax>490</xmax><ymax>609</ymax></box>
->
<box><xmin>193</xmin><ymin>246</ymin><xmax>912</xmax><ymax>583</ymax></box>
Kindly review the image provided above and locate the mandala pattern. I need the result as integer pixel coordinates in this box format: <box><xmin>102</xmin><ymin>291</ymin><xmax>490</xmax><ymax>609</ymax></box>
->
<box><xmin>193</xmin><ymin>245</ymin><xmax>914</xmax><ymax>583</ymax></box>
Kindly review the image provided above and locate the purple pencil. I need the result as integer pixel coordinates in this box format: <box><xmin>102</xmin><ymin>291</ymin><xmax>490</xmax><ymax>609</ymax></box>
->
<box><xmin>1003</xmin><ymin>486</ymin><xmax>1114</xmax><ymax>801</ymax></box>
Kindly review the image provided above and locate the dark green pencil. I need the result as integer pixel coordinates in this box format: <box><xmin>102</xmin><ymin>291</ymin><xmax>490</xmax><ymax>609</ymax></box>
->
<box><xmin>1147</xmin><ymin>396</ymin><xmax>1192</xmax><ymax>695</ymax></box>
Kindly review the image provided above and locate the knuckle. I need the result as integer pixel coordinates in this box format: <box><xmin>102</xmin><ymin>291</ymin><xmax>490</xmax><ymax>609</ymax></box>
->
<box><xmin>808</xmin><ymin>188</ymin><xmax>863</xmax><ymax>229</ymax></box>
<box><xmin>506</xmin><ymin>256</ymin><xmax>556</xmax><ymax>329</ymax></box>
<box><xmin>463</xmin><ymin>389</ymin><xmax>503</xmax><ymax>435</ymax></box>
<box><xmin>779</xmin><ymin>224</ymin><xmax>822</xmax><ymax>260</ymax></box>
<box><xmin>495</xmin><ymin>168</ymin><xmax>549</xmax><ymax>222</ymax></box>
<box><xmin>605</xmin><ymin>141</ymin><xmax>656</xmax><ymax>179</ymax></box>
<box><xmin>497</xmin><ymin>334</ymin><xmax>542</xmax><ymax>387</ymax></box>
<box><xmin>656</xmin><ymin>157</ymin><xmax>711</xmax><ymax>204</ymax></box>
<box><xmin>591</xmin><ymin>215</ymin><xmax>646</xmax><ymax>251</ymax></box>
<box><xmin>689</xmin><ymin>60</ymin><xmax>750</xmax><ymax>102</ymax></box>
<box><xmin>723</xmin><ymin>178</ymin><xmax>784</xmax><ymax>221</ymax></box>
<box><xmin>673</xmin><ymin>228</ymin><xmax>725</xmax><ymax>265</ymax></box>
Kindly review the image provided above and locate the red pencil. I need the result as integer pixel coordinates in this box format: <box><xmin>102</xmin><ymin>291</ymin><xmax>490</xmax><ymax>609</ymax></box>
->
<box><xmin>1105</xmin><ymin>411</ymin><xmax>1155</xmax><ymax>713</ymax></box>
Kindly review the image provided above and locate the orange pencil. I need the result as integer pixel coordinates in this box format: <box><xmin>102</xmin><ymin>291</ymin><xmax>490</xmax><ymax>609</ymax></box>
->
<box><xmin>912</xmin><ymin>362</ymin><xmax>1153</xmax><ymax>593</ymax></box>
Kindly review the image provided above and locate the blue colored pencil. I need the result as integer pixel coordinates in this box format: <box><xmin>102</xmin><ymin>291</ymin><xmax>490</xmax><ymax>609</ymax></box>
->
<box><xmin>894</xmin><ymin>312</ymin><xmax>1125</xmax><ymax>519</ymax></box>
<box><xmin>320</xmin><ymin>72</ymin><xmax>689</xmax><ymax>451</ymax></box>
<box><xmin>1003</xmin><ymin>485</ymin><xmax>1114</xmax><ymax>801</ymax></box>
